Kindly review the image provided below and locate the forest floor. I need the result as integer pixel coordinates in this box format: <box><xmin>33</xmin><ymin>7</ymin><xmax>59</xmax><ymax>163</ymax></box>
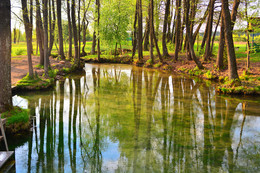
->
<box><xmin>11</xmin><ymin>55</ymin><xmax>72</xmax><ymax>86</ymax></box>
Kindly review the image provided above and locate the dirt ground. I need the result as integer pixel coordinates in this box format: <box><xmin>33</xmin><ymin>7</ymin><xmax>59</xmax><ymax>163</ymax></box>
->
<box><xmin>11</xmin><ymin>56</ymin><xmax>70</xmax><ymax>86</ymax></box>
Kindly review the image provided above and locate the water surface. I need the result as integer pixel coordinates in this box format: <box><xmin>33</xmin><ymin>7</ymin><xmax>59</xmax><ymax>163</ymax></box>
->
<box><xmin>10</xmin><ymin>64</ymin><xmax>260</xmax><ymax>172</ymax></box>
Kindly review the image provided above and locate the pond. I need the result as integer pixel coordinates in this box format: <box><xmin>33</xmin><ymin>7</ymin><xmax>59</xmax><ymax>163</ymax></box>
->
<box><xmin>10</xmin><ymin>64</ymin><xmax>260</xmax><ymax>172</ymax></box>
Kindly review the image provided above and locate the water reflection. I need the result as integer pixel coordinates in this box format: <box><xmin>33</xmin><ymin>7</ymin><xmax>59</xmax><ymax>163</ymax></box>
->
<box><xmin>10</xmin><ymin>64</ymin><xmax>260</xmax><ymax>172</ymax></box>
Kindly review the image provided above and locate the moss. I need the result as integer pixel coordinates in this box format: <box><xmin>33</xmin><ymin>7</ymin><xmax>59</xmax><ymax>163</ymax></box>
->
<box><xmin>154</xmin><ymin>62</ymin><xmax>163</xmax><ymax>68</ymax></box>
<box><xmin>48</xmin><ymin>69</ymin><xmax>59</xmax><ymax>78</ymax></box>
<box><xmin>1</xmin><ymin>107</ymin><xmax>30</xmax><ymax>134</ymax></box>
<box><xmin>34</xmin><ymin>64</ymin><xmax>44</xmax><ymax>69</ymax></box>
<box><xmin>63</xmin><ymin>67</ymin><xmax>71</xmax><ymax>73</ymax></box>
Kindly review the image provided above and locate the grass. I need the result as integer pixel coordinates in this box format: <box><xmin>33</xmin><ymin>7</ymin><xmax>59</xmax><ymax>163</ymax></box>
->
<box><xmin>2</xmin><ymin>107</ymin><xmax>30</xmax><ymax>126</ymax></box>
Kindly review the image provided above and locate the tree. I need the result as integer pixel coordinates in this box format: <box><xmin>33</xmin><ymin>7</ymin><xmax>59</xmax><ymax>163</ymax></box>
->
<box><xmin>174</xmin><ymin>0</ymin><xmax>181</xmax><ymax>61</ymax></box>
<box><xmin>21</xmin><ymin>0</ymin><xmax>34</xmax><ymax>77</ymax></box>
<box><xmin>162</xmin><ymin>0</ymin><xmax>170</xmax><ymax>57</ymax></box>
<box><xmin>48</xmin><ymin>0</ymin><xmax>56</xmax><ymax>56</ymax></box>
<box><xmin>67</xmin><ymin>0</ymin><xmax>73</xmax><ymax>58</ymax></box>
<box><xmin>43</xmin><ymin>0</ymin><xmax>49</xmax><ymax>75</ymax></box>
<box><xmin>221</xmin><ymin>0</ymin><xmax>239</xmax><ymax>80</ymax></box>
<box><xmin>99</xmin><ymin>0</ymin><xmax>131</xmax><ymax>57</ymax></box>
<box><xmin>71</xmin><ymin>0</ymin><xmax>80</xmax><ymax>66</ymax></box>
<box><xmin>0</xmin><ymin>0</ymin><xmax>12</xmax><ymax>112</ymax></box>
<box><xmin>184</xmin><ymin>0</ymin><xmax>203</xmax><ymax>69</ymax></box>
<box><xmin>57</xmin><ymin>0</ymin><xmax>65</xmax><ymax>59</ymax></box>
<box><xmin>36</xmin><ymin>0</ymin><xmax>44</xmax><ymax>66</ymax></box>
<box><xmin>137</xmin><ymin>0</ymin><xmax>143</xmax><ymax>61</ymax></box>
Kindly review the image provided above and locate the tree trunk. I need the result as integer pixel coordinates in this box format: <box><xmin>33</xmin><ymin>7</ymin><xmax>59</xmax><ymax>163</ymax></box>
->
<box><xmin>97</xmin><ymin>0</ymin><xmax>101</xmax><ymax>61</ymax></box>
<box><xmin>131</xmin><ymin>2</ymin><xmax>138</xmax><ymax>61</ymax></box>
<box><xmin>245</xmin><ymin>0</ymin><xmax>250</xmax><ymax>70</ymax></box>
<box><xmin>78</xmin><ymin>0</ymin><xmax>81</xmax><ymax>57</ymax></box>
<box><xmin>137</xmin><ymin>0</ymin><xmax>143</xmax><ymax>61</ymax></box>
<box><xmin>36</xmin><ymin>0</ymin><xmax>44</xmax><ymax>66</ymax></box>
<box><xmin>204</xmin><ymin>0</ymin><xmax>215</xmax><ymax>61</ymax></box>
<box><xmin>72</xmin><ymin>0</ymin><xmax>79</xmax><ymax>66</ymax></box>
<box><xmin>143</xmin><ymin>17</ymin><xmax>149</xmax><ymax>51</ymax></box>
<box><xmin>184</xmin><ymin>0</ymin><xmax>203</xmax><ymax>69</ymax></box>
<box><xmin>216</xmin><ymin>11</ymin><xmax>225</xmax><ymax>69</ymax></box>
<box><xmin>174</xmin><ymin>0</ymin><xmax>181</xmax><ymax>61</ymax></box>
<box><xmin>91</xmin><ymin>31</ymin><xmax>96</xmax><ymax>55</ymax></box>
<box><xmin>29</xmin><ymin>0</ymin><xmax>33</xmax><ymax>55</ymax></box>
<box><xmin>0</xmin><ymin>0</ymin><xmax>12</xmax><ymax>112</ymax></box>
<box><xmin>13</xmin><ymin>28</ymin><xmax>17</xmax><ymax>44</ymax></box>
<box><xmin>149</xmin><ymin>0</ymin><xmax>154</xmax><ymax>63</ymax></box>
<box><xmin>48</xmin><ymin>0</ymin><xmax>56</xmax><ymax>56</ymax></box>
<box><xmin>67</xmin><ymin>0</ymin><xmax>72</xmax><ymax>58</ymax></box>
<box><xmin>231</xmin><ymin>0</ymin><xmax>240</xmax><ymax>31</ymax></box>
<box><xmin>210</xmin><ymin>11</ymin><xmax>221</xmax><ymax>54</ymax></box>
<box><xmin>221</xmin><ymin>0</ymin><xmax>239</xmax><ymax>80</ymax></box>
<box><xmin>43</xmin><ymin>0</ymin><xmax>49</xmax><ymax>75</ymax></box>
<box><xmin>162</xmin><ymin>0</ymin><xmax>170</xmax><ymax>57</ymax></box>
<box><xmin>21</xmin><ymin>0</ymin><xmax>34</xmax><ymax>77</ymax></box>
<box><xmin>57</xmin><ymin>0</ymin><xmax>65</xmax><ymax>59</ymax></box>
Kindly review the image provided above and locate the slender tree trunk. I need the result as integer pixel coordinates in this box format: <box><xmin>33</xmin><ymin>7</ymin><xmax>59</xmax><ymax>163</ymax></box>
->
<box><xmin>0</xmin><ymin>0</ymin><xmax>12</xmax><ymax>112</ymax></box>
<box><xmin>67</xmin><ymin>0</ymin><xmax>72</xmax><ymax>58</ymax></box>
<box><xmin>221</xmin><ymin>0</ymin><xmax>239</xmax><ymax>80</ymax></box>
<box><xmin>174</xmin><ymin>0</ymin><xmax>181</xmax><ymax>61</ymax></box>
<box><xmin>48</xmin><ymin>0</ymin><xmax>55</xmax><ymax>56</ymax></box>
<box><xmin>216</xmin><ymin>11</ymin><xmax>225</xmax><ymax>69</ymax></box>
<box><xmin>184</xmin><ymin>0</ymin><xmax>203</xmax><ymax>69</ymax></box>
<box><xmin>137</xmin><ymin>0</ymin><xmax>143</xmax><ymax>61</ymax></box>
<box><xmin>29</xmin><ymin>0</ymin><xmax>33</xmax><ymax>55</ymax></box>
<box><xmin>231</xmin><ymin>0</ymin><xmax>240</xmax><ymax>31</ymax></box>
<box><xmin>72</xmin><ymin>0</ymin><xmax>79</xmax><ymax>66</ymax></box>
<box><xmin>210</xmin><ymin>11</ymin><xmax>221</xmax><ymax>54</ymax></box>
<box><xmin>57</xmin><ymin>0</ymin><xmax>65</xmax><ymax>59</ymax></box>
<box><xmin>149</xmin><ymin>0</ymin><xmax>154</xmax><ymax>63</ymax></box>
<box><xmin>43</xmin><ymin>0</ymin><xmax>49</xmax><ymax>75</ymax></box>
<box><xmin>143</xmin><ymin>17</ymin><xmax>149</xmax><ymax>51</ymax></box>
<box><xmin>13</xmin><ymin>28</ymin><xmax>17</xmax><ymax>44</ymax></box>
<box><xmin>36</xmin><ymin>0</ymin><xmax>44</xmax><ymax>66</ymax></box>
<box><xmin>22</xmin><ymin>0</ymin><xmax>34</xmax><ymax>77</ymax></box>
<box><xmin>131</xmin><ymin>3</ymin><xmax>138</xmax><ymax>61</ymax></box>
<box><xmin>97</xmin><ymin>0</ymin><xmax>101</xmax><ymax>60</ymax></box>
<box><xmin>78</xmin><ymin>0</ymin><xmax>81</xmax><ymax>57</ymax></box>
<box><xmin>204</xmin><ymin>0</ymin><xmax>215</xmax><ymax>61</ymax></box>
<box><xmin>91</xmin><ymin>32</ymin><xmax>96</xmax><ymax>55</ymax></box>
<box><xmin>162</xmin><ymin>0</ymin><xmax>170</xmax><ymax>57</ymax></box>
<box><xmin>245</xmin><ymin>0</ymin><xmax>250</xmax><ymax>70</ymax></box>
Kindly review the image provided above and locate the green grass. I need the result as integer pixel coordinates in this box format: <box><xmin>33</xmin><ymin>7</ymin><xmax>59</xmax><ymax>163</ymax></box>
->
<box><xmin>2</xmin><ymin>107</ymin><xmax>30</xmax><ymax>126</ymax></box>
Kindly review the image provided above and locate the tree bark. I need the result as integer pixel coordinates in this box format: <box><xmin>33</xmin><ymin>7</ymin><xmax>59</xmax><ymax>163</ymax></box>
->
<box><xmin>36</xmin><ymin>0</ymin><xmax>44</xmax><ymax>66</ymax></box>
<box><xmin>162</xmin><ymin>0</ymin><xmax>170</xmax><ymax>57</ymax></box>
<box><xmin>57</xmin><ymin>0</ymin><xmax>65</xmax><ymax>59</ymax></box>
<box><xmin>204</xmin><ymin>0</ymin><xmax>215</xmax><ymax>61</ymax></box>
<box><xmin>0</xmin><ymin>0</ymin><xmax>12</xmax><ymax>112</ymax></box>
<box><xmin>221</xmin><ymin>0</ymin><xmax>239</xmax><ymax>80</ymax></box>
<box><xmin>48</xmin><ymin>0</ymin><xmax>56</xmax><ymax>56</ymax></box>
<box><xmin>21</xmin><ymin>0</ymin><xmax>34</xmax><ymax>77</ymax></box>
<box><xmin>67</xmin><ymin>0</ymin><xmax>72</xmax><ymax>58</ymax></box>
<box><xmin>13</xmin><ymin>28</ymin><xmax>17</xmax><ymax>44</ymax></box>
<box><xmin>137</xmin><ymin>0</ymin><xmax>143</xmax><ymax>61</ymax></box>
<box><xmin>210</xmin><ymin>11</ymin><xmax>221</xmax><ymax>54</ymax></box>
<box><xmin>72</xmin><ymin>0</ymin><xmax>79</xmax><ymax>66</ymax></box>
<box><xmin>131</xmin><ymin>2</ymin><xmax>138</xmax><ymax>61</ymax></box>
<box><xmin>91</xmin><ymin>31</ymin><xmax>96</xmax><ymax>55</ymax></box>
<box><xmin>43</xmin><ymin>0</ymin><xmax>49</xmax><ymax>75</ymax></box>
<box><xmin>96</xmin><ymin>0</ymin><xmax>101</xmax><ymax>61</ymax></box>
<box><xmin>174</xmin><ymin>0</ymin><xmax>181</xmax><ymax>61</ymax></box>
<box><xmin>149</xmin><ymin>0</ymin><xmax>154</xmax><ymax>63</ymax></box>
<box><xmin>216</xmin><ymin>11</ymin><xmax>225</xmax><ymax>69</ymax></box>
<box><xmin>143</xmin><ymin>17</ymin><xmax>149</xmax><ymax>51</ymax></box>
<box><xmin>184</xmin><ymin>0</ymin><xmax>203</xmax><ymax>69</ymax></box>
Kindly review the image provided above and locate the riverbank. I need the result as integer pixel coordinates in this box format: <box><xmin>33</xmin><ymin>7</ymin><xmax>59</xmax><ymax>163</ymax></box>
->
<box><xmin>82</xmin><ymin>53</ymin><xmax>260</xmax><ymax>95</ymax></box>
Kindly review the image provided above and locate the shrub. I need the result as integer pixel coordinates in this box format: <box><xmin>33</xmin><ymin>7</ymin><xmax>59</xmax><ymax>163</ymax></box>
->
<box><xmin>2</xmin><ymin>107</ymin><xmax>30</xmax><ymax>126</ymax></box>
<box><xmin>15</xmin><ymin>49</ymin><xmax>26</xmax><ymax>56</ymax></box>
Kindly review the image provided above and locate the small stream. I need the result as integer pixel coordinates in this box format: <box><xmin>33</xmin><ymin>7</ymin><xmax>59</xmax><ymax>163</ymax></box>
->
<box><xmin>10</xmin><ymin>64</ymin><xmax>260</xmax><ymax>172</ymax></box>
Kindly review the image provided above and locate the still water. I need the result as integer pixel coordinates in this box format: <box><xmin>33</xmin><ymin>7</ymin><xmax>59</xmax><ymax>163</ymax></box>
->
<box><xmin>10</xmin><ymin>64</ymin><xmax>260</xmax><ymax>172</ymax></box>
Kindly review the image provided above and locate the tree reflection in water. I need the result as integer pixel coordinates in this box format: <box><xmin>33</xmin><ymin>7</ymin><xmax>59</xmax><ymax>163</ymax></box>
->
<box><xmin>9</xmin><ymin>64</ymin><xmax>260</xmax><ymax>173</ymax></box>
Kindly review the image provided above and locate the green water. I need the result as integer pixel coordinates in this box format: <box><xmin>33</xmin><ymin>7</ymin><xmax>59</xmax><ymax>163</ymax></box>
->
<box><xmin>10</xmin><ymin>64</ymin><xmax>260</xmax><ymax>172</ymax></box>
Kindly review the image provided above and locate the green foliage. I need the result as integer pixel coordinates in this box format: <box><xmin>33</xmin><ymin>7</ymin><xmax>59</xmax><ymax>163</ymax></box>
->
<box><xmin>35</xmin><ymin>64</ymin><xmax>44</xmax><ymax>69</ymax></box>
<box><xmin>15</xmin><ymin>49</ymin><xmax>26</xmax><ymax>56</ymax></box>
<box><xmin>63</xmin><ymin>67</ymin><xmax>71</xmax><ymax>73</ymax></box>
<box><xmin>99</xmin><ymin>0</ymin><xmax>133</xmax><ymax>51</ymax></box>
<box><xmin>2</xmin><ymin>107</ymin><xmax>30</xmax><ymax>126</ymax></box>
<box><xmin>17</xmin><ymin>73</ymin><xmax>42</xmax><ymax>87</ymax></box>
<box><xmin>203</xmin><ymin>70</ymin><xmax>215</xmax><ymax>79</ymax></box>
<box><xmin>48</xmin><ymin>69</ymin><xmax>59</xmax><ymax>78</ymax></box>
<box><xmin>154</xmin><ymin>62</ymin><xmax>163</xmax><ymax>68</ymax></box>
